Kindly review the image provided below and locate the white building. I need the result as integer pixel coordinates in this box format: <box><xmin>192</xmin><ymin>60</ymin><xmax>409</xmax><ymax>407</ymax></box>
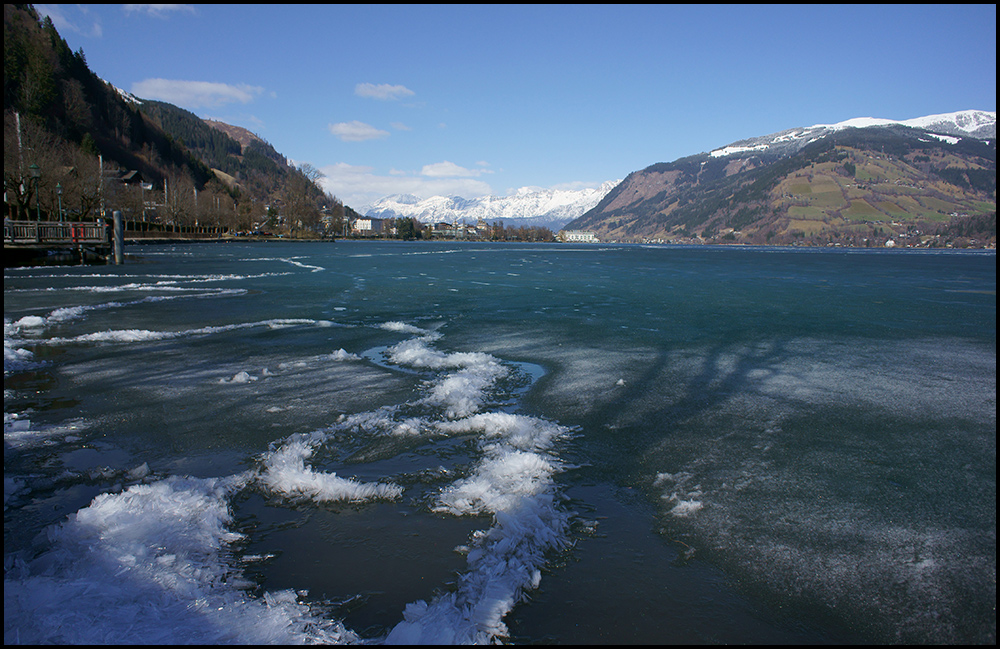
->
<box><xmin>559</xmin><ymin>230</ymin><xmax>599</xmax><ymax>243</ymax></box>
<box><xmin>351</xmin><ymin>217</ymin><xmax>385</xmax><ymax>236</ymax></box>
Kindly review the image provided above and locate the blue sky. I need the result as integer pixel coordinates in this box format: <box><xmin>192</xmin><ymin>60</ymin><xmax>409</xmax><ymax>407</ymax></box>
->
<box><xmin>37</xmin><ymin>4</ymin><xmax>997</xmax><ymax>209</ymax></box>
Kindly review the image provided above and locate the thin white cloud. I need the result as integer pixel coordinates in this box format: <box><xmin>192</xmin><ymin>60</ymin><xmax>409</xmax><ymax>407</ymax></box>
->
<box><xmin>35</xmin><ymin>4</ymin><xmax>103</xmax><ymax>38</ymax></box>
<box><xmin>131</xmin><ymin>79</ymin><xmax>265</xmax><ymax>108</ymax></box>
<box><xmin>354</xmin><ymin>83</ymin><xmax>415</xmax><ymax>101</ymax></box>
<box><xmin>420</xmin><ymin>161</ymin><xmax>493</xmax><ymax>178</ymax></box>
<box><xmin>319</xmin><ymin>162</ymin><xmax>493</xmax><ymax>208</ymax></box>
<box><xmin>122</xmin><ymin>5</ymin><xmax>197</xmax><ymax>18</ymax></box>
<box><xmin>328</xmin><ymin>121</ymin><xmax>390</xmax><ymax>142</ymax></box>
<box><xmin>390</xmin><ymin>122</ymin><xmax>412</xmax><ymax>131</ymax></box>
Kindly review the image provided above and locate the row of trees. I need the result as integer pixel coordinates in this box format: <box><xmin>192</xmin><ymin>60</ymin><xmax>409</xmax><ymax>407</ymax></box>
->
<box><xmin>4</xmin><ymin>107</ymin><xmax>354</xmax><ymax>237</ymax></box>
<box><xmin>4</xmin><ymin>109</ymin><xmax>235</xmax><ymax>227</ymax></box>
<box><xmin>491</xmin><ymin>223</ymin><xmax>555</xmax><ymax>241</ymax></box>
<box><xmin>372</xmin><ymin>217</ymin><xmax>554</xmax><ymax>242</ymax></box>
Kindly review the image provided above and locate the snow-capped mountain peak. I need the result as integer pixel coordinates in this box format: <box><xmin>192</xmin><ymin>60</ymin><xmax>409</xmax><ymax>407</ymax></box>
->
<box><xmin>710</xmin><ymin>110</ymin><xmax>995</xmax><ymax>159</ymax></box>
<box><xmin>900</xmin><ymin>110</ymin><xmax>997</xmax><ymax>138</ymax></box>
<box><xmin>364</xmin><ymin>180</ymin><xmax>621</xmax><ymax>230</ymax></box>
<box><xmin>812</xmin><ymin>109</ymin><xmax>995</xmax><ymax>136</ymax></box>
<box><xmin>103</xmin><ymin>79</ymin><xmax>143</xmax><ymax>105</ymax></box>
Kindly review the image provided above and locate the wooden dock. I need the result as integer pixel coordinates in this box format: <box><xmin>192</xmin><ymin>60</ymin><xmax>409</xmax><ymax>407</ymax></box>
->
<box><xmin>4</xmin><ymin>219</ymin><xmax>112</xmax><ymax>267</ymax></box>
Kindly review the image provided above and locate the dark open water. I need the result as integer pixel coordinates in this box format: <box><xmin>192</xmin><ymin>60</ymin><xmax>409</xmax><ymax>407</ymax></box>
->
<box><xmin>4</xmin><ymin>241</ymin><xmax>995</xmax><ymax>644</ymax></box>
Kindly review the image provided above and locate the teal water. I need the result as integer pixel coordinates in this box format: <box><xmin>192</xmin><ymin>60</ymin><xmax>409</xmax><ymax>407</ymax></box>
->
<box><xmin>4</xmin><ymin>241</ymin><xmax>995</xmax><ymax>644</ymax></box>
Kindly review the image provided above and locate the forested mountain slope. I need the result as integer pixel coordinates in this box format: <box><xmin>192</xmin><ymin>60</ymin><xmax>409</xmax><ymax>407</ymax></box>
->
<box><xmin>4</xmin><ymin>4</ymin><xmax>355</xmax><ymax>234</ymax></box>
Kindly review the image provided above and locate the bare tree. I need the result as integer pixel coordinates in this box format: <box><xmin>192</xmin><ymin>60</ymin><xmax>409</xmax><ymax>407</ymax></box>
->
<box><xmin>198</xmin><ymin>186</ymin><xmax>234</xmax><ymax>232</ymax></box>
<box><xmin>235</xmin><ymin>197</ymin><xmax>265</xmax><ymax>233</ymax></box>
<box><xmin>4</xmin><ymin>110</ymin><xmax>63</xmax><ymax>219</ymax></box>
<box><xmin>56</xmin><ymin>148</ymin><xmax>102</xmax><ymax>221</ymax></box>
<box><xmin>279</xmin><ymin>165</ymin><xmax>325</xmax><ymax>236</ymax></box>
<box><xmin>324</xmin><ymin>191</ymin><xmax>346</xmax><ymax>236</ymax></box>
<box><xmin>163</xmin><ymin>172</ymin><xmax>197</xmax><ymax>231</ymax></box>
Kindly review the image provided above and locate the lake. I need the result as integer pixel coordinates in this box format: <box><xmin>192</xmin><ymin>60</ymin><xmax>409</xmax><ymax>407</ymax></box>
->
<box><xmin>4</xmin><ymin>240</ymin><xmax>995</xmax><ymax>644</ymax></box>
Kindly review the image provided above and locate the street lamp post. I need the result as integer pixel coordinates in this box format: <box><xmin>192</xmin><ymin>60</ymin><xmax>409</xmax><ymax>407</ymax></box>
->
<box><xmin>28</xmin><ymin>163</ymin><xmax>41</xmax><ymax>222</ymax></box>
<box><xmin>57</xmin><ymin>182</ymin><xmax>63</xmax><ymax>222</ymax></box>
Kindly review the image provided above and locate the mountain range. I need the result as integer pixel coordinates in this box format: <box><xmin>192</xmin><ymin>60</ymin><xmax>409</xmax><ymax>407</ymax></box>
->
<box><xmin>361</xmin><ymin>111</ymin><xmax>994</xmax><ymax>247</ymax></box>
<box><xmin>566</xmin><ymin>110</ymin><xmax>995</xmax><ymax>247</ymax></box>
<box><xmin>702</xmin><ymin>111</ymin><xmax>995</xmax><ymax>160</ymax></box>
<box><xmin>363</xmin><ymin>180</ymin><xmax>620</xmax><ymax>231</ymax></box>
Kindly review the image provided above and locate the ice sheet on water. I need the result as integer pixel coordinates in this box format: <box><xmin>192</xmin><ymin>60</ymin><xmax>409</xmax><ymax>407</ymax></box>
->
<box><xmin>640</xmin><ymin>336</ymin><xmax>997</xmax><ymax>643</ymax></box>
<box><xmin>5</xmin><ymin>318</ymin><xmax>42</xmax><ymax>373</ymax></box>
<box><xmin>283</xmin><ymin>325</ymin><xmax>576</xmax><ymax>644</ymax></box>
<box><xmin>5</xmin><ymin>291</ymin><xmax>246</xmax><ymax>342</ymax></box>
<box><xmin>384</xmin><ymin>336</ymin><xmax>510</xmax><ymax>419</ymax></box>
<box><xmin>329</xmin><ymin>348</ymin><xmax>360</xmax><ymax>361</ymax></box>
<box><xmin>3</xmin><ymin>413</ymin><xmax>88</xmax><ymax>450</ymax></box>
<box><xmin>258</xmin><ymin>433</ymin><xmax>403</xmax><ymax>503</ymax></box>
<box><xmin>432</xmin><ymin>413</ymin><xmax>571</xmax><ymax>516</ymax></box>
<box><xmin>40</xmin><ymin>318</ymin><xmax>330</xmax><ymax>346</ymax></box>
<box><xmin>383</xmin><ymin>397</ymin><xmax>573</xmax><ymax>642</ymax></box>
<box><xmin>422</xmin><ymin>365</ymin><xmax>508</xmax><ymax>419</ymax></box>
<box><xmin>380</xmin><ymin>320</ymin><xmax>434</xmax><ymax>337</ymax></box>
<box><xmin>4</xmin><ymin>474</ymin><xmax>358</xmax><ymax>645</ymax></box>
<box><xmin>387</xmin><ymin>337</ymin><xmax>496</xmax><ymax>371</ymax></box>
<box><xmin>437</xmin><ymin>412</ymin><xmax>568</xmax><ymax>454</ymax></box>
<box><xmin>335</xmin><ymin>407</ymin><xmax>427</xmax><ymax>437</ymax></box>
<box><xmin>4</xmin><ymin>338</ymin><xmax>38</xmax><ymax>374</ymax></box>
<box><xmin>13</xmin><ymin>315</ymin><xmax>46</xmax><ymax>328</ymax></box>
<box><xmin>6</xmin><ymin>318</ymin><xmax>574</xmax><ymax>645</ymax></box>
<box><xmin>386</xmin><ymin>494</ymin><xmax>569</xmax><ymax>644</ymax></box>
<box><xmin>434</xmin><ymin>450</ymin><xmax>559</xmax><ymax>515</ymax></box>
<box><xmin>653</xmin><ymin>471</ymin><xmax>704</xmax><ymax>518</ymax></box>
<box><xmin>220</xmin><ymin>370</ymin><xmax>259</xmax><ymax>384</ymax></box>
<box><xmin>250</xmin><ymin>256</ymin><xmax>324</xmax><ymax>273</ymax></box>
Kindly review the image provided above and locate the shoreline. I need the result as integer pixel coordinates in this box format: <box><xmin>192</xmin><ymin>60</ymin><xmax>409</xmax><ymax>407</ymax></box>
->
<box><xmin>6</xmin><ymin>237</ymin><xmax>994</xmax><ymax>269</ymax></box>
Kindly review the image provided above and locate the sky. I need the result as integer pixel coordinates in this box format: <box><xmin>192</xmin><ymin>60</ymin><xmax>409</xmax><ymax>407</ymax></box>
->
<box><xmin>36</xmin><ymin>4</ymin><xmax>997</xmax><ymax>210</ymax></box>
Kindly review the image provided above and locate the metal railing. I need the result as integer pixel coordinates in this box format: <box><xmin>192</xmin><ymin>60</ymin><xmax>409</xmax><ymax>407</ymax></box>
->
<box><xmin>4</xmin><ymin>220</ymin><xmax>108</xmax><ymax>245</ymax></box>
